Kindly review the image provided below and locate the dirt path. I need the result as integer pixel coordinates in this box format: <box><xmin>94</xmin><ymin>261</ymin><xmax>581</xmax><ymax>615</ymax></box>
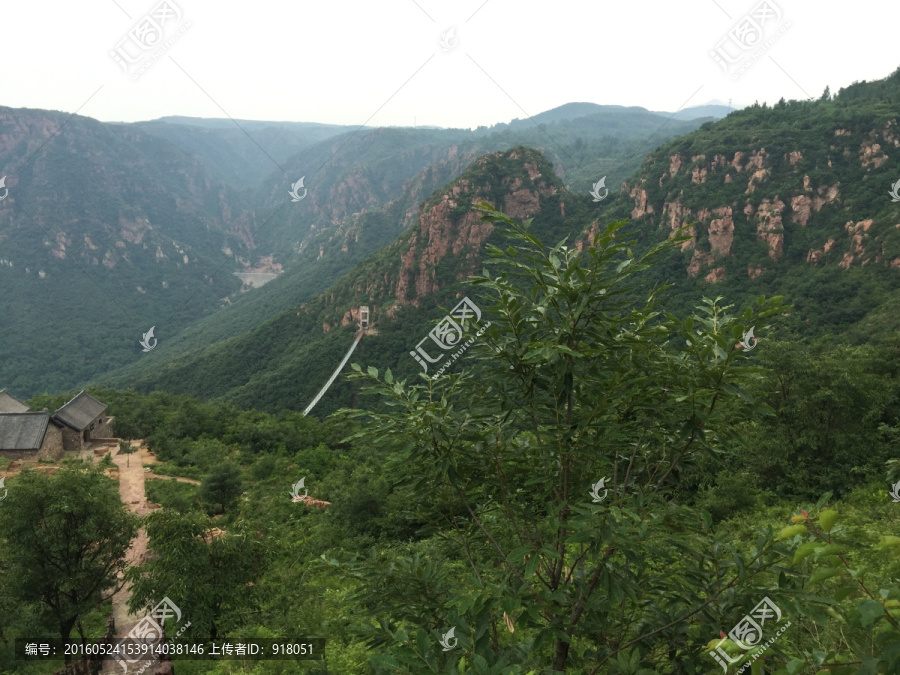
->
<box><xmin>109</xmin><ymin>442</ymin><xmax>154</xmax><ymax>640</ymax></box>
<box><xmin>143</xmin><ymin>471</ymin><xmax>200</xmax><ymax>485</ymax></box>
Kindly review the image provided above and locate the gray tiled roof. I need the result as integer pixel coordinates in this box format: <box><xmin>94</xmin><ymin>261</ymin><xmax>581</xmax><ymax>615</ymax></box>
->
<box><xmin>0</xmin><ymin>412</ymin><xmax>50</xmax><ymax>450</ymax></box>
<box><xmin>53</xmin><ymin>391</ymin><xmax>107</xmax><ymax>431</ymax></box>
<box><xmin>0</xmin><ymin>389</ymin><xmax>29</xmax><ymax>413</ymax></box>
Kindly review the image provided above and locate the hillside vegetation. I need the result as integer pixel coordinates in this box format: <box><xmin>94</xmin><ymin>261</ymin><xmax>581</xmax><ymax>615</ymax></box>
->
<box><xmin>2</xmin><ymin>205</ymin><xmax>899</xmax><ymax>672</ymax></box>
<box><xmin>0</xmin><ymin>103</ymin><xmax>711</xmax><ymax>397</ymax></box>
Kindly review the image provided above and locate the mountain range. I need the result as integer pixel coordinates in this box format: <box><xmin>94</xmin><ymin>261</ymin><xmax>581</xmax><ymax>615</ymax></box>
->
<box><xmin>9</xmin><ymin>68</ymin><xmax>900</xmax><ymax>415</ymax></box>
<box><xmin>94</xmin><ymin>67</ymin><xmax>900</xmax><ymax>417</ymax></box>
<box><xmin>0</xmin><ymin>101</ymin><xmax>723</xmax><ymax>396</ymax></box>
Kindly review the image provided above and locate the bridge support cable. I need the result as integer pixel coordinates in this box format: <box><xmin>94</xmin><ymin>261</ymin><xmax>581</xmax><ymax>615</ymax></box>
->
<box><xmin>302</xmin><ymin>331</ymin><xmax>364</xmax><ymax>416</ymax></box>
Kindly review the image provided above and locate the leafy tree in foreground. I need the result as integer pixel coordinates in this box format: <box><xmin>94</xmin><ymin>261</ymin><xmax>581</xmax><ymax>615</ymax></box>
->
<box><xmin>774</xmin><ymin>500</ymin><xmax>900</xmax><ymax>673</ymax></box>
<box><xmin>0</xmin><ymin>467</ymin><xmax>138</xmax><ymax>659</ymax></box>
<box><xmin>332</xmin><ymin>203</ymin><xmax>791</xmax><ymax>673</ymax></box>
<box><xmin>125</xmin><ymin>510</ymin><xmax>260</xmax><ymax>642</ymax></box>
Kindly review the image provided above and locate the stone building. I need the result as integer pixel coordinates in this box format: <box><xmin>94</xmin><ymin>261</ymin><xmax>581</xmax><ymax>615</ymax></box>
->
<box><xmin>52</xmin><ymin>391</ymin><xmax>113</xmax><ymax>452</ymax></box>
<box><xmin>0</xmin><ymin>412</ymin><xmax>65</xmax><ymax>460</ymax></box>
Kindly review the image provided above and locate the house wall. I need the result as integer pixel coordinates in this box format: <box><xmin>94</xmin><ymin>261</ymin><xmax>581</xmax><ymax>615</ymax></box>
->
<box><xmin>60</xmin><ymin>427</ymin><xmax>82</xmax><ymax>453</ymax></box>
<box><xmin>36</xmin><ymin>424</ymin><xmax>64</xmax><ymax>461</ymax></box>
<box><xmin>87</xmin><ymin>415</ymin><xmax>114</xmax><ymax>441</ymax></box>
<box><xmin>0</xmin><ymin>449</ymin><xmax>37</xmax><ymax>461</ymax></box>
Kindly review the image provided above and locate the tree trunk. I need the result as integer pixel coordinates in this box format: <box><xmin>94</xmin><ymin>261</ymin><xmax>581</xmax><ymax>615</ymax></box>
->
<box><xmin>60</xmin><ymin>616</ymin><xmax>77</xmax><ymax>664</ymax></box>
<box><xmin>553</xmin><ymin>637</ymin><xmax>569</xmax><ymax>671</ymax></box>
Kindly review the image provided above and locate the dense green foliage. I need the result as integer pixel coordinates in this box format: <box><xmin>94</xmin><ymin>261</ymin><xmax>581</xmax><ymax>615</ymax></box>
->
<box><xmin>0</xmin><ymin>466</ymin><xmax>138</xmax><ymax>659</ymax></box>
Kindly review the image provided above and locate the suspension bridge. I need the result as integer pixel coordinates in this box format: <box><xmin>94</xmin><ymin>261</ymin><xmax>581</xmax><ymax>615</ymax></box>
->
<box><xmin>302</xmin><ymin>306</ymin><xmax>370</xmax><ymax>416</ymax></box>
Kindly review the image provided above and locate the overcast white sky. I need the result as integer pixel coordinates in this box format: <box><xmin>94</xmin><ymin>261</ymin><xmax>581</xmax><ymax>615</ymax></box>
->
<box><xmin>3</xmin><ymin>0</ymin><xmax>897</xmax><ymax>128</ymax></box>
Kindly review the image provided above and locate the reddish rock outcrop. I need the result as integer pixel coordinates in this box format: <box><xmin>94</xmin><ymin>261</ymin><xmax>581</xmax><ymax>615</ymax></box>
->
<box><xmin>704</xmin><ymin>267</ymin><xmax>726</xmax><ymax>283</ymax></box>
<box><xmin>707</xmin><ymin>207</ymin><xmax>735</xmax><ymax>256</ymax></box>
<box><xmin>841</xmin><ymin>220</ymin><xmax>873</xmax><ymax>269</ymax></box>
<box><xmin>751</xmin><ymin>198</ymin><xmax>785</xmax><ymax>260</ymax></box>
<box><xmin>688</xmin><ymin>250</ymin><xmax>714</xmax><ymax>277</ymax></box>
<box><xmin>790</xmin><ymin>182</ymin><xmax>839</xmax><ymax>226</ymax></box>
<box><xmin>392</xmin><ymin>152</ymin><xmax>555</xmax><ymax>306</ymax></box>
<box><xmin>860</xmin><ymin>140</ymin><xmax>888</xmax><ymax>169</ymax></box>
<box><xmin>669</xmin><ymin>154</ymin><xmax>682</xmax><ymax>177</ymax></box>
<box><xmin>629</xmin><ymin>183</ymin><xmax>653</xmax><ymax>219</ymax></box>
<box><xmin>806</xmin><ymin>237</ymin><xmax>836</xmax><ymax>265</ymax></box>
<box><xmin>663</xmin><ymin>199</ymin><xmax>695</xmax><ymax>250</ymax></box>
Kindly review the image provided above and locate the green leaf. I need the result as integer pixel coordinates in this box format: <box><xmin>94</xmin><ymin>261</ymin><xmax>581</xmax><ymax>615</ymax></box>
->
<box><xmin>506</xmin><ymin>546</ymin><xmax>532</xmax><ymax>563</ymax></box>
<box><xmin>813</xmin><ymin>543</ymin><xmax>843</xmax><ymax>559</ymax></box>
<box><xmin>809</xmin><ymin>567</ymin><xmax>843</xmax><ymax>584</ymax></box>
<box><xmin>834</xmin><ymin>586</ymin><xmax>857</xmax><ymax>602</ymax></box>
<box><xmin>815</xmin><ymin>491</ymin><xmax>833</xmax><ymax>509</ymax></box>
<box><xmin>793</xmin><ymin>541</ymin><xmax>819</xmax><ymax>563</ymax></box>
<box><xmin>857</xmin><ymin>599</ymin><xmax>885</xmax><ymax>627</ymax></box>
<box><xmin>819</xmin><ymin>509</ymin><xmax>838</xmax><ymax>533</ymax></box>
<box><xmin>776</xmin><ymin>524</ymin><xmax>807</xmax><ymax>541</ymax></box>
<box><xmin>876</xmin><ymin>535</ymin><xmax>900</xmax><ymax>549</ymax></box>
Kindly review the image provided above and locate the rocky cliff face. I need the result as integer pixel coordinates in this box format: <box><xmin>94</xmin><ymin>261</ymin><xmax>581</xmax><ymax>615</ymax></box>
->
<box><xmin>622</xmin><ymin>106</ymin><xmax>899</xmax><ymax>282</ymax></box>
<box><xmin>0</xmin><ymin>107</ymin><xmax>251</xmax><ymax>275</ymax></box>
<box><xmin>302</xmin><ymin>147</ymin><xmax>574</xmax><ymax>329</ymax></box>
<box><xmin>389</xmin><ymin>149</ymin><xmax>561</xmax><ymax>308</ymax></box>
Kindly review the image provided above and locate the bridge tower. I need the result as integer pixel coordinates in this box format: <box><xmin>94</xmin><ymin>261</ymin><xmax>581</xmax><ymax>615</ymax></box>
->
<box><xmin>359</xmin><ymin>305</ymin><xmax>369</xmax><ymax>330</ymax></box>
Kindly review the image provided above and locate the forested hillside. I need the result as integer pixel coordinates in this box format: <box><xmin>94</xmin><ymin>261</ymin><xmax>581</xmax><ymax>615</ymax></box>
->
<box><xmin>98</xmin><ymin>147</ymin><xmax>588</xmax><ymax>412</ymax></box>
<box><xmin>0</xmin><ymin>103</ymin><xmax>712</xmax><ymax>397</ymax></box>
<box><xmin>97</xmin><ymin>68</ymin><xmax>900</xmax><ymax>419</ymax></box>
<box><xmin>0</xmin><ymin>107</ymin><xmax>251</xmax><ymax>394</ymax></box>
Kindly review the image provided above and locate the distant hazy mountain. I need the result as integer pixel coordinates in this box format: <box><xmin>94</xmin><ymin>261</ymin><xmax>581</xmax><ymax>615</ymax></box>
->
<box><xmin>654</xmin><ymin>104</ymin><xmax>735</xmax><ymax>120</ymax></box>
<box><xmin>490</xmin><ymin>102</ymin><xmax>732</xmax><ymax>132</ymax></box>
<box><xmin>132</xmin><ymin>118</ymin><xmax>348</xmax><ymax>188</ymax></box>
